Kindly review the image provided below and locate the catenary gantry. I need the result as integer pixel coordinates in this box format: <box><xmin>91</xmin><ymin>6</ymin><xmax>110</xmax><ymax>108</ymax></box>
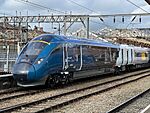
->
<box><xmin>1</xmin><ymin>13</ymin><xmax>150</xmax><ymax>37</ymax></box>
<box><xmin>0</xmin><ymin>13</ymin><xmax>150</xmax><ymax>23</ymax></box>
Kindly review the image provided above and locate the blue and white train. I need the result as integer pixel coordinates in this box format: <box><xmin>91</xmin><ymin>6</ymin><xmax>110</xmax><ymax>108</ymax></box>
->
<box><xmin>12</xmin><ymin>34</ymin><xmax>150</xmax><ymax>87</ymax></box>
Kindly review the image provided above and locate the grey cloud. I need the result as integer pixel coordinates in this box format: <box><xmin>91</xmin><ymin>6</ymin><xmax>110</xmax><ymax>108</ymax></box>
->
<box><xmin>0</xmin><ymin>0</ymin><xmax>148</xmax><ymax>16</ymax></box>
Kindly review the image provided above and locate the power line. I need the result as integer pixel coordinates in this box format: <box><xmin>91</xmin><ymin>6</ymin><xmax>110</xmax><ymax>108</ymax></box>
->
<box><xmin>66</xmin><ymin>0</ymin><xmax>115</xmax><ymax>28</ymax></box>
<box><xmin>15</xmin><ymin>0</ymin><xmax>45</xmax><ymax>10</ymax></box>
<box><xmin>0</xmin><ymin>12</ymin><xmax>11</xmax><ymax>16</ymax></box>
<box><xmin>15</xmin><ymin>0</ymin><xmax>66</xmax><ymax>14</ymax></box>
<box><xmin>126</xmin><ymin>0</ymin><xmax>150</xmax><ymax>13</ymax></box>
<box><xmin>125</xmin><ymin>0</ymin><xmax>150</xmax><ymax>29</ymax></box>
<box><xmin>66</xmin><ymin>0</ymin><xmax>98</xmax><ymax>14</ymax></box>
<box><xmin>90</xmin><ymin>20</ymin><xmax>114</xmax><ymax>29</ymax></box>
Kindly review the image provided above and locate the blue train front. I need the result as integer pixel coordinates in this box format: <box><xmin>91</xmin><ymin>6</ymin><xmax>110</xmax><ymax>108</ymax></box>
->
<box><xmin>13</xmin><ymin>34</ymin><xmax>120</xmax><ymax>87</ymax></box>
<box><xmin>13</xmin><ymin>34</ymin><xmax>64</xmax><ymax>86</ymax></box>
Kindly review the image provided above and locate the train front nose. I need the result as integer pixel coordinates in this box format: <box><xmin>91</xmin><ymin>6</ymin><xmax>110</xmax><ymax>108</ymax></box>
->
<box><xmin>13</xmin><ymin>63</ymin><xmax>36</xmax><ymax>83</ymax></box>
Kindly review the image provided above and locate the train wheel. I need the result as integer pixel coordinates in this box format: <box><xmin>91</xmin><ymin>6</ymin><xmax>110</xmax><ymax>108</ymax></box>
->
<box><xmin>61</xmin><ymin>74</ymin><xmax>69</xmax><ymax>85</ymax></box>
<box><xmin>114</xmin><ymin>67</ymin><xmax>121</xmax><ymax>75</ymax></box>
<box><xmin>46</xmin><ymin>75</ymin><xmax>58</xmax><ymax>88</ymax></box>
<box><xmin>68</xmin><ymin>73</ymin><xmax>73</xmax><ymax>83</ymax></box>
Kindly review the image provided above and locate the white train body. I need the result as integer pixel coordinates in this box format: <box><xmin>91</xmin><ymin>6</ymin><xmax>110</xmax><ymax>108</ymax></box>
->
<box><xmin>116</xmin><ymin>44</ymin><xmax>150</xmax><ymax>70</ymax></box>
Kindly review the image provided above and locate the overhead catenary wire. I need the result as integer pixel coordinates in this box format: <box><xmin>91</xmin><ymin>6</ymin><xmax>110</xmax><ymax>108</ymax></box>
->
<box><xmin>90</xmin><ymin>20</ymin><xmax>115</xmax><ymax>29</ymax></box>
<box><xmin>15</xmin><ymin>0</ymin><xmax>45</xmax><ymax>10</ymax></box>
<box><xmin>126</xmin><ymin>0</ymin><xmax>150</xmax><ymax>14</ymax></box>
<box><xmin>125</xmin><ymin>0</ymin><xmax>150</xmax><ymax>28</ymax></box>
<box><xmin>0</xmin><ymin>12</ymin><xmax>11</xmax><ymax>16</ymax></box>
<box><xmin>15</xmin><ymin>0</ymin><xmax>67</xmax><ymax>14</ymax></box>
<box><xmin>66</xmin><ymin>0</ymin><xmax>98</xmax><ymax>14</ymax></box>
<box><xmin>66</xmin><ymin>0</ymin><xmax>116</xmax><ymax>29</ymax></box>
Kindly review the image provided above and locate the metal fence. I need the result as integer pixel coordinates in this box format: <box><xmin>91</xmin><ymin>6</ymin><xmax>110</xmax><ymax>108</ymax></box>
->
<box><xmin>0</xmin><ymin>43</ymin><xmax>25</xmax><ymax>72</ymax></box>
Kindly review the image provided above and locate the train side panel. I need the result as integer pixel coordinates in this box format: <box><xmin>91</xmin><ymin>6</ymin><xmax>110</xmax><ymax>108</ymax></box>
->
<box><xmin>66</xmin><ymin>44</ymin><xmax>118</xmax><ymax>79</ymax></box>
<box><xmin>133</xmin><ymin>47</ymin><xmax>149</xmax><ymax>68</ymax></box>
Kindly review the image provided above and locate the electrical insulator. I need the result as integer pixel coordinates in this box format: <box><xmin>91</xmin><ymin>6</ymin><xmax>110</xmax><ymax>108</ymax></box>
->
<box><xmin>131</xmin><ymin>16</ymin><xmax>136</xmax><ymax>22</ymax></box>
<box><xmin>100</xmin><ymin>18</ymin><xmax>104</xmax><ymax>22</ymax></box>
<box><xmin>139</xmin><ymin>16</ymin><xmax>141</xmax><ymax>23</ymax></box>
<box><xmin>113</xmin><ymin>17</ymin><xmax>115</xmax><ymax>23</ymax></box>
<box><xmin>122</xmin><ymin>16</ymin><xmax>124</xmax><ymax>23</ymax></box>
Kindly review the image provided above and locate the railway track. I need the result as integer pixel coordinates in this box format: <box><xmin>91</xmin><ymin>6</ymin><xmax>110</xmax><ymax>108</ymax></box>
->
<box><xmin>0</xmin><ymin>68</ymin><xmax>149</xmax><ymax>104</ymax></box>
<box><xmin>0</xmin><ymin>74</ymin><xmax>16</xmax><ymax>89</ymax></box>
<box><xmin>0</xmin><ymin>69</ymin><xmax>149</xmax><ymax>113</ymax></box>
<box><xmin>0</xmin><ymin>68</ymin><xmax>149</xmax><ymax>95</ymax></box>
<box><xmin>106</xmin><ymin>88</ymin><xmax>150</xmax><ymax>113</ymax></box>
<box><xmin>141</xmin><ymin>104</ymin><xmax>150</xmax><ymax>113</ymax></box>
<box><xmin>0</xmin><ymin>87</ymin><xmax>21</xmax><ymax>95</ymax></box>
<box><xmin>0</xmin><ymin>68</ymin><xmax>149</xmax><ymax>98</ymax></box>
<box><xmin>0</xmin><ymin>87</ymin><xmax>50</xmax><ymax>103</ymax></box>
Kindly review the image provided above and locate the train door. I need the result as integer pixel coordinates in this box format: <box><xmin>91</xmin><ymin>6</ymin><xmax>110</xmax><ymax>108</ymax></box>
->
<box><xmin>63</xmin><ymin>43</ymin><xmax>82</xmax><ymax>71</ymax></box>
<box><xmin>127</xmin><ymin>49</ymin><xmax>128</xmax><ymax>65</ymax></box>
<box><xmin>128</xmin><ymin>48</ymin><xmax>133</xmax><ymax>65</ymax></box>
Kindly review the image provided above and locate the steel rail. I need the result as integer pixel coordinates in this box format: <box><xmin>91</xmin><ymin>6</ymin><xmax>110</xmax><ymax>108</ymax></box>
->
<box><xmin>106</xmin><ymin>88</ymin><xmax>150</xmax><ymax>113</ymax></box>
<box><xmin>0</xmin><ymin>87</ymin><xmax>21</xmax><ymax>95</ymax></box>
<box><xmin>0</xmin><ymin>88</ymin><xmax>50</xmax><ymax>102</ymax></box>
<box><xmin>0</xmin><ymin>71</ymin><xmax>149</xmax><ymax>113</ymax></box>
<box><xmin>0</xmin><ymin>69</ymin><xmax>149</xmax><ymax>103</ymax></box>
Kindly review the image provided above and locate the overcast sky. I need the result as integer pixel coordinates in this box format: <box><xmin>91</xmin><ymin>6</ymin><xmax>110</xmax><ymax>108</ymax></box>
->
<box><xmin>0</xmin><ymin>0</ymin><xmax>149</xmax><ymax>15</ymax></box>
<box><xmin>0</xmin><ymin>0</ymin><xmax>150</xmax><ymax>32</ymax></box>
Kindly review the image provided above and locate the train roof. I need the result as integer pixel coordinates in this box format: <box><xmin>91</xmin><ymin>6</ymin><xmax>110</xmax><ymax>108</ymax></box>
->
<box><xmin>33</xmin><ymin>34</ymin><xmax>119</xmax><ymax>48</ymax></box>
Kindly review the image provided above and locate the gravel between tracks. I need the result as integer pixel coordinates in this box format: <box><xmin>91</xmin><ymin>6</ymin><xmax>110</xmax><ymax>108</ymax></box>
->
<box><xmin>16</xmin><ymin>74</ymin><xmax>149</xmax><ymax>113</ymax></box>
<box><xmin>52</xmin><ymin>75</ymin><xmax>150</xmax><ymax>113</ymax></box>
<box><xmin>0</xmin><ymin>70</ymin><xmax>150</xmax><ymax>112</ymax></box>
<box><xmin>0</xmin><ymin>72</ymin><xmax>140</xmax><ymax>109</ymax></box>
<box><xmin>118</xmin><ymin>90</ymin><xmax>150</xmax><ymax>113</ymax></box>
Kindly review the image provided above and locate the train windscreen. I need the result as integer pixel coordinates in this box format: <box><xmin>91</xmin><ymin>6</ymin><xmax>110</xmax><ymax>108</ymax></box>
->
<box><xmin>17</xmin><ymin>42</ymin><xmax>47</xmax><ymax>63</ymax></box>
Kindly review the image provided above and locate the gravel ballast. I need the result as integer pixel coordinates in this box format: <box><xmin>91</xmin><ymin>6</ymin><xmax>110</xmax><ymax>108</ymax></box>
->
<box><xmin>53</xmin><ymin>76</ymin><xmax>150</xmax><ymax>113</ymax></box>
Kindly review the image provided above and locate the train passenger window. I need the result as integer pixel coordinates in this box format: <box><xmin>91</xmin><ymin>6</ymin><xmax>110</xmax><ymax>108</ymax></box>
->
<box><xmin>100</xmin><ymin>54</ymin><xmax>105</xmax><ymax>61</ymax></box>
<box><xmin>51</xmin><ymin>46</ymin><xmax>61</xmax><ymax>55</ymax></box>
<box><xmin>112</xmin><ymin>51</ymin><xmax>117</xmax><ymax>60</ymax></box>
<box><xmin>135</xmin><ymin>52</ymin><xmax>141</xmax><ymax>57</ymax></box>
<box><xmin>116</xmin><ymin>51</ymin><xmax>119</xmax><ymax>58</ymax></box>
<box><xmin>145</xmin><ymin>53</ymin><xmax>148</xmax><ymax>57</ymax></box>
<box><xmin>104</xmin><ymin>48</ymin><xmax>111</xmax><ymax>62</ymax></box>
<box><xmin>97</xmin><ymin>49</ymin><xmax>104</xmax><ymax>61</ymax></box>
<box><xmin>67</xmin><ymin>43</ymin><xmax>80</xmax><ymax>62</ymax></box>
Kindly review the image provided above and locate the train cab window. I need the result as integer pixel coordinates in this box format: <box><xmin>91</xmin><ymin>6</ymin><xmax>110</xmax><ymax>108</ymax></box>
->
<box><xmin>25</xmin><ymin>42</ymin><xmax>47</xmax><ymax>56</ymax></box>
<box><xmin>17</xmin><ymin>42</ymin><xmax>47</xmax><ymax>63</ymax></box>
<box><xmin>33</xmin><ymin>35</ymin><xmax>59</xmax><ymax>43</ymax></box>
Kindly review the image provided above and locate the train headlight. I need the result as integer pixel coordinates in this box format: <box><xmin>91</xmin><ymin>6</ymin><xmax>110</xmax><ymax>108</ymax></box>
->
<box><xmin>35</xmin><ymin>58</ymin><xmax>44</xmax><ymax>64</ymax></box>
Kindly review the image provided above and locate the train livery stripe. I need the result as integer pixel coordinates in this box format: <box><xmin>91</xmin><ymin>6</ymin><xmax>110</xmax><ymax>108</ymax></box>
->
<box><xmin>31</xmin><ymin>40</ymin><xmax>50</xmax><ymax>45</ymax></box>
